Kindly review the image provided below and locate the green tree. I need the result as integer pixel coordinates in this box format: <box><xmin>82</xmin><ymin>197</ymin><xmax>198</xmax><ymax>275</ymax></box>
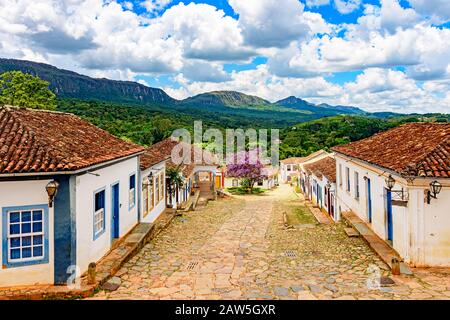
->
<box><xmin>0</xmin><ymin>71</ymin><xmax>56</xmax><ymax>110</ymax></box>
<box><xmin>166</xmin><ymin>166</ymin><xmax>184</xmax><ymax>207</ymax></box>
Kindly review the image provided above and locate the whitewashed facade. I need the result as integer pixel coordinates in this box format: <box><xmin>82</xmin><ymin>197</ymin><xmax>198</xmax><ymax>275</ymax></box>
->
<box><xmin>335</xmin><ymin>154</ymin><xmax>450</xmax><ymax>267</ymax></box>
<box><xmin>0</xmin><ymin>106</ymin><xmax>145</xmax><ymax>287</ymax></box>
<box><xmin>299</xmin><ymin>155</ymin><xmax>338</xmax><ymax>221</ymax></box>
<box><xmin>140</xmin><ymin>160</ymin><xmax>167</xmax><ymax>223</ymax></box>
<box><xmin>0</xmin><ymin>155</ymin><xmax>142</xmax><ymax>287</ymax></box>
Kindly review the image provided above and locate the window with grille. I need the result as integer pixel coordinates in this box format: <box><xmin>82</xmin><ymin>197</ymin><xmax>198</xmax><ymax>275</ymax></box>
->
<box><xmin>3</xmin><ymin>205</ymin><xmax>49</xmax><ymax>267</ymax></box>
<box><xmin>7</xmin><ymin>209</ymin><xmax>44</xmax><ymax>263</ymax></box>
<box><xmin>129</xmin><ymin>174</ymin><xmax>136</xmax><ymax>209</ymax></box>
<box><xmin>94</xmin><ymin>189</ymin><xmax>105</xmax><ymax>239</ymax></box>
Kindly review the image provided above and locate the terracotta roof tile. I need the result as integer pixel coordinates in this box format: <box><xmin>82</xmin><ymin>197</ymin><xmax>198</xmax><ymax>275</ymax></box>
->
<box><xmin>280</xmin><ymin>157</ymin><xmax>304</xmax><ymax>164</ymax></box>
<box><xmin>304</xmin><ymin>156</ymin><xmax>336</xmax><ymax>182</ymax></box>
<box><xmin>140</xmin><ymin>138</ymin><xmax>218</xmax><ymax>177</ymax></box>
<box><xmin>280</xmin><ymin>150</ymin><xmax>329</xmax><ymax>165</ymax></box>
<box><xmin>332</xmin><ymin>123</ymin><xmax>450</xmax><ymax>178</ymax></box>
<box><xmin>0</xmin><ymin>106</ymin><xmax>144</xmax><ymax>174</ymax></box>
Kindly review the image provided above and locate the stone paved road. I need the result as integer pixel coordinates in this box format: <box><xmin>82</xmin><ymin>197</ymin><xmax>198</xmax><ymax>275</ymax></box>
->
<box><xmin>91</xmin><ymin>184</ymin><xmax>450</xmax><ymax>300</ymax></box>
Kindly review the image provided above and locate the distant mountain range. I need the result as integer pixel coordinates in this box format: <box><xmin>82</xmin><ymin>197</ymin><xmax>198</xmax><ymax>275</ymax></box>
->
<box><xmin>0</xmin><ymin>58</ymin><xmax>374</xmax><ymax>126</ymax></box>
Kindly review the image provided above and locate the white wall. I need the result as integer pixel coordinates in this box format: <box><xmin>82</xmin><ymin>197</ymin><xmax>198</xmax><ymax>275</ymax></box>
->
<box><xmin>0</xmin><ymin>179</ymin><xmax>54</xmax><ymax>287</ymax></box>
<box><xmin>335</xmin><ymin>154</ymin><xmax>450</xmax><ymax>267</ymax></box>
<box><xmin>140</xmin><ymin>162</ymin><xmax>166</xmax><ymax>223</ymax></box>
<box><xmin>75</xmin><ymin>157</ymin><xmax>140</xmax><ymax>274</ymax></box>
<box><xmin>224</xmin><ymin>177</ymin><xmax>275</xmax><ymax>190</ymax></box>
<box><xmin>422</xmin><ymin>187</ymin><xmax>450</xmax><ymax>266</ymax></box>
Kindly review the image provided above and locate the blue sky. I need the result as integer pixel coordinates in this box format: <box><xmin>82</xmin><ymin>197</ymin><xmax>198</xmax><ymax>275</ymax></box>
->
<box><xmin>0</xmin><ymin>0</ymin><xmax>450</xmax><ymax>113</ymax></box>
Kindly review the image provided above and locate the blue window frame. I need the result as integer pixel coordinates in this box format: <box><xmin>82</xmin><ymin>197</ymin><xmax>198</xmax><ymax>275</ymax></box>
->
<box><xmin>2</xmin><ymin>204</ymin><xmax>49</xmax><ymax>268</ymax></box>
<box><xmin>129</xmin><ymin>173</ymin><xmax>136</xmax><ymax>210</ymax></box>
<box><xmin>93</xmin><ymin>189</ymin><xmax>106</xmax><ymax>240</ymax></box>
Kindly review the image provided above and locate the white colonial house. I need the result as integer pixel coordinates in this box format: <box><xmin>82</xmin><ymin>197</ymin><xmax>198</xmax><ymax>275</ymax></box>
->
<box><xmin>0</xmin><ymin>106</ymin><xmax>145</xmax><ymax>287</ymax></box>
<box><xmin>224</xmin><ymin>166</ymin><xmax>279</xmax><ymax>190</ymax></box>
<box><xmin>332</xmin><ymin>123</ymin><xmax>450</xmax><ymax>267</ymax></box>
<box><xmin>281</xmin><ymin>150</ymin><xmax>330</xmax><ymax>184</ymax></box>
<box><xmin>144</xmin><ymin>138</ymin><xmax>222</xmax><ymax>209</ymax></box>
<box><xmin>302</xmin><ymin>156</ymin><xmax>338</xmax><ymax>221</ymax></box>
<box><xmin>280</xmin><ymin>157</ymin><xmax>303</xmax><ymax>183</ymax></box>
<box><xmin>297</xmin><ymin>150</ymin><xmax>331</xmax><ymax>195</ymax></box>
<box><xmin>140</xmin><ymin>147</ymin><xmax>169</xmax><ymax>223</ymax></box>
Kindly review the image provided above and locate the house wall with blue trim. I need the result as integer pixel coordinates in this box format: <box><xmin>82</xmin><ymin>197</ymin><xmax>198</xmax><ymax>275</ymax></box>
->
<box><xmin>0</xmin><ymin>179</ymin><xmax>54</xmax><ymax>287</ymax></box>
<box><xmin>335</xmin><ymin>154</ymin><xmax>450</xmax><ymax>267</ymax></box>
<box><xmin>140</xmin><ymin>161</ymin><xmax>166</xmax><ymax>223</ymax></box>
<box><xmin>75</xmin><ymin>157</ymin><xmax>140</xmax><ymax>274</ymax></box>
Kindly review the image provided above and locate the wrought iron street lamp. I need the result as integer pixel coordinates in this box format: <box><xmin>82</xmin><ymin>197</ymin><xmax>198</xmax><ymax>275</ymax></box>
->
<box><xmin>45</xmin><ymin>180</ymin><xmax>59</xmax><ymax>207</ymax></box>
<box><xmin>384</xmin><ymin>174</ymin><xmax>409</xmax><ymax>202</ymax></box>
<box><xmin>427</xmin><ymin>180</ymin><xmax>442</xmax><ymax>204</ymax></box>
<box><xmin>385</xmin><ymin>174</ymin><xmax>395</xmax><ymax>190</ymax></box>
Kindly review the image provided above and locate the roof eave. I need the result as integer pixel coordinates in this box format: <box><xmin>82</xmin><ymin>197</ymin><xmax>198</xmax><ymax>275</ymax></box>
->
<box><xmin>0</xmin><ymin>150</ymin><xmax>145</xmax><ymax>177</ymax></box>
<box><xmin>333</xmin><ymin>150</ymin><xmax>450</xmax><ymax>181</ymax></box>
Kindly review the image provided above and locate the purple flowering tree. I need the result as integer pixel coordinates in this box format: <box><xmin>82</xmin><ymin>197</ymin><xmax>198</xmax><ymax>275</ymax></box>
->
<box><xmin>226</xmin><ymin>151</ymin><xmax>267</xmax><ymax>193</ymax></box>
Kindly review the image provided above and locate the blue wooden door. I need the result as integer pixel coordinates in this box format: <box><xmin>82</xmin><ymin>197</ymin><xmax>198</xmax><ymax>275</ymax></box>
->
<box><xmin>386</xmin><ymin>189</ymin><xmax>393</xmax><ymax>241</ymax></box>
<box><xmin>111</xmin><ymin>183</ymin><xmax>120</xmax><ymax>240</ymax></box>
<box><xmin>367</xmin><ymin>178</ymin><xmax>372</xmax><ymax>223</ymax></box>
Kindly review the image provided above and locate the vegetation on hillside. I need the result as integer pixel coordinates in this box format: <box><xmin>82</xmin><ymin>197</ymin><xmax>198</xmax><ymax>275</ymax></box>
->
<box><xmin>279</xmin><ymin>115</ymin><xmax>448</xmax><ymax>159</ymax></box>
<box><xmin>0</xmin><ymin>71</ymin><xmax>56</xmax><ymax>110</ymax></box>
<box><xmin>1</xmin><ymin>68</ymin><xmax>447</xmax><ymax>157</ymax></box>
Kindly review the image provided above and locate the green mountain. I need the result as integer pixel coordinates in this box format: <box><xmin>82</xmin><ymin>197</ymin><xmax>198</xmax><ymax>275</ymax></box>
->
<box><xmin>0</xmin><ymin>58</ymin><xmax>174</xmax><ymax>105</ymax></box>
<box><xmin>182</xmin><ymin>91</ymin><xmax>271</xmax><ymax>108</ymax></box>
<box><xmin>276</xmin><ymin>96</ymin><xmax>365</xmax><ymax>115</ymax></box>
<box><xmin>0</xmin><ymin>58</ymin><xmax>367</xmax><ymax>125</ymax></box>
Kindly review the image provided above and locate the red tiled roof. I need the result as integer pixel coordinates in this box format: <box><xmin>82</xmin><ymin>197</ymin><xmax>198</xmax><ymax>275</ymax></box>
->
<box><xmin>332</xmin><ymin>123</ymin><xmax>450</xmax><ymax>178</ymax></box>
<box><xmin>280</xmin><ymin>157</ymin><xmax>304</xmax><ymax>164</ymax></box>
<box><xmin>0</xmin><ymin>106</ymin><xmax>145</xmax><ymax>174</ymax></box>
<box><xmin>304</xmin><ymin>156</ymin><xmax>336</xmax><ymax>182</ymax></box>
<box><xmin>280</xmin><ymin>150</ymin><xmax>329</xmax><ymax>165</ymax></box>
<box><xmin>140</xmin><ymin>138</ymin><xmax>219</xmax><ymax>177</ymax></box>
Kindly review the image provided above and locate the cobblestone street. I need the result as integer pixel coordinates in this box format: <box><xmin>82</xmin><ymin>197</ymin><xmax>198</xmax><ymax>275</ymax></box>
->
<box><xmin>91</xmin><ymin>184</ymin><xmax>450</xmax><ymax>300</ymax></box>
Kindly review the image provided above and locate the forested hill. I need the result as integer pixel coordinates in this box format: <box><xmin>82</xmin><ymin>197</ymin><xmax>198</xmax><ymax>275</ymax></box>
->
<box><xmin>0</xmin><ymin>58</ymin><xmax>174</xmax><ymax>105</ymax></box>
<box><xmin>0</xmin><ymin>58</ymin><xmax>366</xmax><ymax>127</ymax></box>
<box><xmin>279</xmin><ymin>115</ymin><xmax>450</xmax><ymax>159</ymax></box>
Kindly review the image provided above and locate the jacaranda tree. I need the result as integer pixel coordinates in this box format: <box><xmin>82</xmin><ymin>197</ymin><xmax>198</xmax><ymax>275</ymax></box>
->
<box><xmin>226</xmin><ymin>150</ymin><xmax>267</xmax><ymax>194</ymax></box>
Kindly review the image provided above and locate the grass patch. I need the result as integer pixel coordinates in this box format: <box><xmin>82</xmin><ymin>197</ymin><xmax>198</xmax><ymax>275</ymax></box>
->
<box><xmin>286</xmin><ymin>205</ymin><xmax>316</xmax><ymax>225</ymax></box>
<box><xmin>225</xmin><ymin>187</ymin><xmax>266</xmax><ymax>195</ymax></box>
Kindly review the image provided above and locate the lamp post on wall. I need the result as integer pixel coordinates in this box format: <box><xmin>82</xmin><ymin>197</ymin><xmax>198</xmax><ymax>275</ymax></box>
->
<box><xmin>384</xmin><ymin>174</ymin><xmax>409</xmax><ymax>202</ymax></box>
<box><xmin>385</xmin><ymin>174</ymin><xmax>395</xmax><ymax>190</ymax></box>
<box><xmin>45</xmin><ymin>180</ymin><xmax>59</xmax><ymax>208</ymax></box>
<box><xmin>427</xmin><ymin>180</ymin><xmax>442</xmax><ymax>204</ymax></box>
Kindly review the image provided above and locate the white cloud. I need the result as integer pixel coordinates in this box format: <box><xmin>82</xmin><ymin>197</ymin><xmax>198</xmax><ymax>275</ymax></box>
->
<box><xmin>164</xmin><ymin>65</ymin><xmax>344</xmax><ymax>102</ymax></box>
<box><xmin>166</xmin><ymin>66</ymin><xmax>450</xmax><ymax>114</ymax></box>
<box><xmin>268</xmin><ymin>28</ymin><xmax>422</xmax><ymax>77</ymax></box>
<box><xmin>356</xmin><ymin>0</ymin><xmax>420</xmax><ymax>34</ymax></box>
<box><xmin>305</xmin><ymin>0</ymin><xmax>361</xmax><ymax>14</ymax></box>
<box><xmin>408</xmin><ymin>0</ymin><xmax>450</xmax><ymax>23</ymax></box>
<box><xmin>228</xmin><ymin>0</ymin><xmax>312</xmax><ymax>48</ymax></box>
<box><xmin>181</xmin><ymin>61</ymin><xmax>231</xmax><ymax>83</ymax></box>
<box><xmin>268</xmin><ymin>0</ymin><xmax>450</xmax><ymax>82</ymax></box>
<box><xmin>142</xmin><ymin>0</ymin><xmax>172</xmax><ymax>14</ymax></box>
<box><xmin>0</xmin><ymin>0</ymin><xmax>449</xmax><ymax>114</ymax></box>
<box><xmin>344</xmin><ymin>68</ymin><xmax>450</xmax><ymax>113</ymax></box>
<box><xmin>158</xmin><ymin>3</ymin><xmax>255</xmax><ymax>62</ymax></box>
<box><xmin>334</xmin><ymin>0</ymin><xmax>361</xmax><ymax>14</ymax></box>
<box><xmin>0</xmin><ymin>1</ymin><xmax>255</xmax><ymax>75</ymax></box>
<box><xmin>305</xmin><ymin>0</ymin><xmax>330</xmax><ymax>8</ymax></box>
